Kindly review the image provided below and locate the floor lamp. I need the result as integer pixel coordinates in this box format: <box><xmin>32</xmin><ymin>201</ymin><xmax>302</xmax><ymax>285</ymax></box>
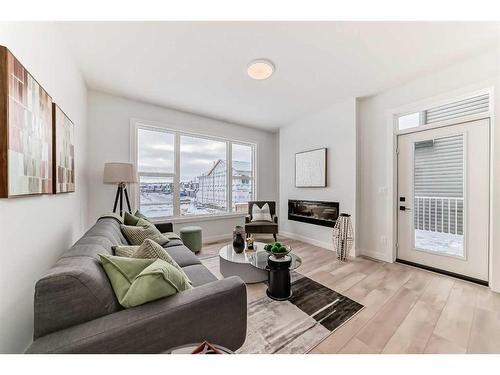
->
<box><xmin>103</xmin><ymin>162</ymin><xmax>138</xmax><ymax>216</ymax></box>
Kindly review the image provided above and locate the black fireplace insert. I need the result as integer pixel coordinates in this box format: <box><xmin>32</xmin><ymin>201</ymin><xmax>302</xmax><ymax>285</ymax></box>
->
<box><xmin>288</xmin><ymin>199</ymin><xmax>339</xmax><ymax>228</ymax></box>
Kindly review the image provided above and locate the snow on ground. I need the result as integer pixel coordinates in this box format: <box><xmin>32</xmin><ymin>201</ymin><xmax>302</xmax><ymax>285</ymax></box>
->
<box><xmin>140</xmin><ymin>192</ymin><xmax>225</xmax><ymax>217</ymax></box>
<box><xmin>415</xmin><ymin>229</ymin><xmax>464</xmax><ymax>257</ymax></box>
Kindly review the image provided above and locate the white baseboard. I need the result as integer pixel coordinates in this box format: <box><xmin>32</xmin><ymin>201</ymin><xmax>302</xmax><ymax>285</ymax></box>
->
<box><xmin>359</xmin><ymin>248</ymin><xmax>394</xmax><ymax>263</ymax></box>
<box><xmin>203</xmin><ymin>233</ymin><xmax>232</xmax><ymax>244</ymax></box>
<box><xmin>279</xmin><ymin>230</ymin><xmax>333</xmax><ymax>251</ymax></box>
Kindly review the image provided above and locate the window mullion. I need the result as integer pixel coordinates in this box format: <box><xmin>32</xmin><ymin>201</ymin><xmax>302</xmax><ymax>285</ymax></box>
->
<box><xmin>173</xmin><ymin>133</ymin><xmax>181</xmax><ymax>217</ymax></box>
<box><xmin>227</xmin><ymin>142</ymin><xmax>232</xmax><ymax>213</ymax></box>
<box><xmin>252</xmin><ymin>145</ymin><xmax>257</xmax><ymax>200</ymax></box>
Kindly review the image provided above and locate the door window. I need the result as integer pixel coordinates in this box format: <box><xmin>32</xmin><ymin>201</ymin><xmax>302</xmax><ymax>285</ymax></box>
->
<box><xmin>413</xmin><ymin>134</ymin><xmax>464</xmax><ymax>257</ymax></box>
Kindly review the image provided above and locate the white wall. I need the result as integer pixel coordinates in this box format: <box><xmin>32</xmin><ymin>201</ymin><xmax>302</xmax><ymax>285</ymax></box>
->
<box><xmin>357</xmin><ymin>47</ymin><xmax>500</xmax><ymax>290</ymax></box>
<box><xmin>87</xmin><ymin>91</ymin><xmax>278</xmax><ymax>241</ymax></box>
<box><xmin>0</xmin><ymin>23</ymin><xmax>88</xmax><ymax>353</ymax></box>
<box><xmin>279</xmin><ymin>98</ymin><xmax>357</xmax><ymax>251</ymax></box>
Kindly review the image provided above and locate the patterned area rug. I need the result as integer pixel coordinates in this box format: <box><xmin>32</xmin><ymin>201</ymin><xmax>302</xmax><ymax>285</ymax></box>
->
<box><xmin>237</xmin><ymin>272</ymin><xmax>364</xmax><ymax>354</ymax></box>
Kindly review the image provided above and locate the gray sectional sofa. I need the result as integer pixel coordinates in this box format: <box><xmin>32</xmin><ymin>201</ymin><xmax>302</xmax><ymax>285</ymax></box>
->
<box><xmin>26</xmin><ymin>216</ymin><xmax>247</xmax><ymax>353</ymax></box>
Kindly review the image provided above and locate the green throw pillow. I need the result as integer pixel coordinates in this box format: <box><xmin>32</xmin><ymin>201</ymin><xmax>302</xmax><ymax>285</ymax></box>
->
<box><xmin>120</xmin><ymin>218</ymin><xmax>169</xmax><ymax>246</ymax></box>
<box><xmin>123</xmin><ymin>211</ymin><xmax>141</xmax><ymax>226</ymax></box>
<box><xmin>113</xmin><ymin>239</ymin><xmax>191</xmax><ymax>283</ymax></box>
<box><xmin>100</xmin><ymin>254</ymin><xmax>192</xmax><ymax>308</ymax></box>
<box><xmin>134</xmin><ymin>210</ymin><xmax>148</xmax><ymax>220</ymax></box>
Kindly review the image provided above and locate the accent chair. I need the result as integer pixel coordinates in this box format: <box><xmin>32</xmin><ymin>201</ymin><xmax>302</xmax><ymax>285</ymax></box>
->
<box><xmin>244</xmin><ymin>201</ymin><xmax>278</xmax><ymax>242</ymax></box>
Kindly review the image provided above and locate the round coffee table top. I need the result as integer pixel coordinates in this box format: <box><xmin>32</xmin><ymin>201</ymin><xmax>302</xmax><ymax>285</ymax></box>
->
<box><xmin>219</xmin><ymin>242</ymin><xmax>302</xmax><ymax>271</ymax></box>
<box><xmin>219</xmin><ymin>241</ymin><xmax>268</xmax><ymax>266</ymax></box>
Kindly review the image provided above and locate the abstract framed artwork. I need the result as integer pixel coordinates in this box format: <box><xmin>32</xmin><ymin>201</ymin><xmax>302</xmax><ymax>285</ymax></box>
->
<box><xmin>0</xmin><ymin>46</ymin><xmax>53</xmax><ymax>197</ymax></box>
<box><xmin>52</xmin><ymin>104</ymin><xmax>75</xmax><ymax>193</ymax></box>
<box><xmin>295</xmin><ymin>148</ymin><xmax>327</xmax><ymax>187</ymax></box>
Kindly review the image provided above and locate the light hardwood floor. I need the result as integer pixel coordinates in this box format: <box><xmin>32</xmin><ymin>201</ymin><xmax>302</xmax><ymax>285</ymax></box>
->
<box><xmin>198</xmin><ymin>235</ymin><xmax>500</xmax><ymax>354</ymax></box>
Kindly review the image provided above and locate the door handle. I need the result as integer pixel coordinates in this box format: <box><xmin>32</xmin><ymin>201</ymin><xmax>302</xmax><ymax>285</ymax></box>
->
<box><xmin>399</xmin><ymin>206</ymin><xmax>412</xmax><ymax>211</ymax></box>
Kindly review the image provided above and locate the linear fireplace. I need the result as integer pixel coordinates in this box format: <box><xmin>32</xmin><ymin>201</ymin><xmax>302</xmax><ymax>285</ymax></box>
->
<box><xmin>288</xmin><ymin>199</ymin><xmax>339</xmax><ymax>228</ymax></box>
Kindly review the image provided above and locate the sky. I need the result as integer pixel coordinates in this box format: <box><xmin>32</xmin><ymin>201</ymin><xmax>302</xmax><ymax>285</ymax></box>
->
<box><xmin>138</xmin><ymin>128</ymin><xmax>252</xmax><ymax>182</ymax></box>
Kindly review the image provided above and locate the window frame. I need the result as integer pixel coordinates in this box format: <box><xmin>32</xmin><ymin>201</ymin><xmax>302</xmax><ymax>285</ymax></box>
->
<box><xmin>394</xmin><ymin>88</ymin><xmax>493</xmax><ymax>136</ymax></box>
<box><xmin>130</xmin><ymin>119</ymin><xmax>257</xmax><ymax>222</ymax></box>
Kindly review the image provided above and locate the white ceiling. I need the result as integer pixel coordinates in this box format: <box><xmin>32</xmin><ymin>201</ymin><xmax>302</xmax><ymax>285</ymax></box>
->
<box><xmin>59</xmin><ymin>22</ymin><xmax>500</xmax><ymax>131</ymax></box>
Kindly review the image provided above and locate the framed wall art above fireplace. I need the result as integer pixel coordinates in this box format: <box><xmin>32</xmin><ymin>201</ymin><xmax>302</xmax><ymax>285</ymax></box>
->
<box><xmin>0</xmin><ymin>46</ymin><xmax>54</xmax><ymax>197</ymax></box>
<box><xmin>295</xmin><ymin>147</ymin><xmax>327</xmax><ymax>187</ymax></box>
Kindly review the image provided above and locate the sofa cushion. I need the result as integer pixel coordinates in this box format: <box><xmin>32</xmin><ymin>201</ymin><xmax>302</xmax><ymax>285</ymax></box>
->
<box><xmin>182</xmin><ymin>264</ymin><xmax>218</xmax><ymax>287</ymax></box>
<box><xmin>163</xmin><ymin>244</ymin><xmax>201</xmax><ymax>267</ymax></box>
<box><xmin>245</xmin><ymin>221</ymin><xmax>278</xmax><ymax>232</ymax></box>
<box><xmin>163</xmin><ymin>239</ymin><xmax>184</xmax><ymax>248</ymax></box>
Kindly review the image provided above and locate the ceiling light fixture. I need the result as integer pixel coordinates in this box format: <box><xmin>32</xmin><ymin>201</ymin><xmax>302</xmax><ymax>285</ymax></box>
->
<box><xmin>247</xmin><ymin>59</ymin><xmax>275</xmax><ymax>80</ymax></box>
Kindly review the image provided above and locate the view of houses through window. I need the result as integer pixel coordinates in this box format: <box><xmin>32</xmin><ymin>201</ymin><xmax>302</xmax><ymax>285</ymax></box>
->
<box><xmin>136</xmin><ymin>125</ymin><xmax>254</xmax><ymax>218</ymax></box>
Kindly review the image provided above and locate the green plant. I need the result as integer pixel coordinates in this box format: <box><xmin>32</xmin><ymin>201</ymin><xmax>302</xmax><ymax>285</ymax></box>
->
<box><xmin>264</xmin><ymin>242</ymin><xmax>288</xmax><ymax>253</ymax></box>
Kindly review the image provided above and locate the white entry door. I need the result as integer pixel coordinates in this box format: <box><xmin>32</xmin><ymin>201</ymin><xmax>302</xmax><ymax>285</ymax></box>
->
<box><xmin>397</xmin><ymin>119</ymin><xmax>490</xmax><ymax>282</ymax></box>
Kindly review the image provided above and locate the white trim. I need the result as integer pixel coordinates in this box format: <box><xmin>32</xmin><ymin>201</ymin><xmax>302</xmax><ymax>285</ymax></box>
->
<box><xmin>280</xmin><ymin>230</ymin><xmax>333</xmax><ymax>252</ymax></box>
<box><xmin>393</xmin><ymin>87</ymin><xmax>493</xmax><ymax>122</ymax></box>
<box><xmin>202</xmin><ymin>233</ymin><xmax>232</xmax><ymax>245</ymax></box>
<box><xmin>150</xmin><ymin>212</ymin><xmax>247</xmax><ymax>224</ymax></box>
<box><xmin>130</xmin><ymin>117</ymin><xmax>260</xmax><ymax>147</ymax></box>
<box><xmin>227</xmin><ymin>142</ymin><xmax>232</xmax><ymax>212</ymax></box>
<box><xmin>173</xmin><ymin>132</ymin><xmax>181</xmax><ymax>217</ymax></box>
<box><xmin>397</xmin><ymin>113</ymin><xmax>490</xmax><ymax>136</ymax></box>
<box><xmin>360</xmin><ymin>248</ymin><xmax>393</xmax><ymax>263</ymax></box>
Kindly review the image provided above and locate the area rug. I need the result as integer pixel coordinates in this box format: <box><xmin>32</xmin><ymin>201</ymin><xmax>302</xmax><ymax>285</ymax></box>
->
<box><xmin>237</xmin><ymin>272</ymin><xmax>364</xmax><ymax>354</ymax></box>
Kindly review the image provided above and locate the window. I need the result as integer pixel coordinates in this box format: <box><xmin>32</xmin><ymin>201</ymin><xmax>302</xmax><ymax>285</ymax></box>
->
<box><xmin>232</xmin><ymin>143</ymin><xmax>253</xmax><ymax>213</ymax></box>
<box><xmin>180</xmin><ymin>135</ymin><xmax>227</xmax><ymax>216</ymax></box>
<box><xmin>134</xmin><ymin>123</ymin><xmax>256</xmax><ymax>219</ymax></box>
<box><xmin>137</xmin><ymin>128</ymin><xmax>175</xmax><ymax>218</ymax></box>
<box><xmin>397</xmin><ymin>93</ymin><xmax>490</xmax><ymax>131</ymax></box>
<box><xmin>398</xmin><ymin>112</ymin><xmax>421</xmax><ymax>130</ymax></box>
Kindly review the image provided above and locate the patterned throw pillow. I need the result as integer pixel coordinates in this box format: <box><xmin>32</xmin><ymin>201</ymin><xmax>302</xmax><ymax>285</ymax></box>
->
<box><xmin>120</xmin><ymin>218</ymin><xmax>169</xmax><ymax>246</ymax></box>
<box><xmin>112</xmin><ymin>244</ymin><xmax>139</xmax><ymax>258</ymax></box>
<box><xmin>112</xmin><ymin>239</ymin><xmax>191</xmax><ymax>284</ymax></box>
<box><xmin>134</xmin><ymin>239</ymin><xmax>191</xmax><ymax>282</ymax></box>
<box><xmin>251</xmin><ymin>203</ymin><xmax>273</xmax><ymax>222</ymax></box>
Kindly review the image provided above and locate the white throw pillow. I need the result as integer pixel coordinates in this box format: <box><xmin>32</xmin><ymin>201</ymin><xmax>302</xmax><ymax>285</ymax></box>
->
<box><xmin>251</xmin><ymin>203</ymin><xmax>273</xmax><ymax>222</ymax></box>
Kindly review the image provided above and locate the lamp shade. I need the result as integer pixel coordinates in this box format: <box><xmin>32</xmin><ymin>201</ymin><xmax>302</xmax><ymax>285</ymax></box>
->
<box><xmin>103</xmin><ymin>163</ymin><xmax>138</xmax><ymax>184</ymax></box>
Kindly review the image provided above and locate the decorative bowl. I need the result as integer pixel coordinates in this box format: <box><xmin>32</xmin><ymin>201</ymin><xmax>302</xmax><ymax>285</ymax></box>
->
<box><xmin>265</xmin><ymin>245</ymin><xmax>291</xmax><ymax>258</ymax></box>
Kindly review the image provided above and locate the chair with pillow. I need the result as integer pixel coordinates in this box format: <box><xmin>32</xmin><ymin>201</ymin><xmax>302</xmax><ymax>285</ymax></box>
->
<box><xmin>244</xmin><ymin>201</ymin><xmax>278</xmax><ymax>241</ymax></box>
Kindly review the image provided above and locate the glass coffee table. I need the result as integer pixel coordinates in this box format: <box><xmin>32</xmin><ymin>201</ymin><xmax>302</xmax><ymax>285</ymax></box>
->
<box><xmin>219</xmin><ymin>242</ymin><xmax>302</xmax><ymax>300</ymax></box>
<box><xmin>219</xmin><ymin>242</ymin><xmax>270</xmax><ymax>283</ymax></box>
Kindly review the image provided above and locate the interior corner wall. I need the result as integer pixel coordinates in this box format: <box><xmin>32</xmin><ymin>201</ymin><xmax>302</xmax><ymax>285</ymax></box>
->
<box><xmin>0</xmin><ymin>22</ymin><xmax>89</xmax><ymax>353</ymax></box>
<box><xmin>86</xmin><ymin>90</ymin><xmax>278</xmax><ymax>240</ymax></box>
<box><xmin>357</xmin><ymin>46</ymin><xmax>500</xmax><ymax>290</ymax></box>
<box><xmin>279</xmin><ymin>98</ymin><xmax>357</xmax><ymax>251</ymax></box>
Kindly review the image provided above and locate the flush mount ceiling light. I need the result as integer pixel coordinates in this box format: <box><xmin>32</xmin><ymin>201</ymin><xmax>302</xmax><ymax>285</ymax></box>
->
<box><xmin>247</xmin><ymin>59</ymin><xmax>275</xmax><ymax>80</ymax></box>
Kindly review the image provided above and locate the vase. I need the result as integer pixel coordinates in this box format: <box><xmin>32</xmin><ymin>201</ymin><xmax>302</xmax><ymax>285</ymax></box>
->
<box><xmin>332</xmin><ymin>213</ymin><xmax>354</xmax><ymax>261</ymax></box>
<box><xmin>232</xmin><ymin>226</ymin><xmax>245</xmax><ymax>253</ymax></box>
